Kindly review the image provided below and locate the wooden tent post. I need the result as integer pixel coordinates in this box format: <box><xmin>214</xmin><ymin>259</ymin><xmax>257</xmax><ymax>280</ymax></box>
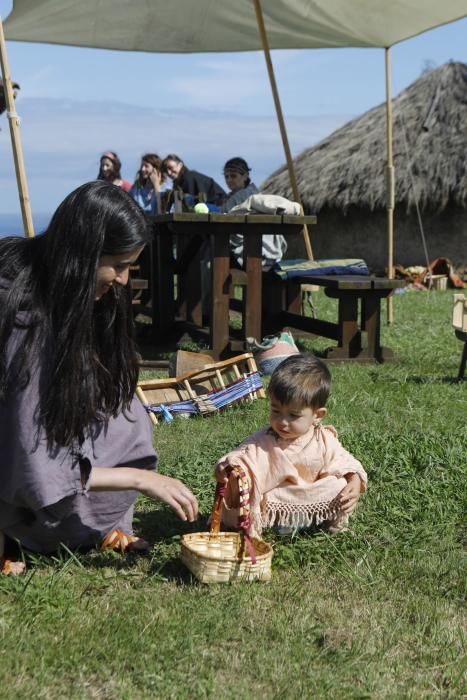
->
<box><xmin>0</xmin><ymin>15</ymin><xmax>34</xmax><ymax>238</ymax></box>
<box><xmin>385</xmin><ymin>47</ymin><xmax>394</xmax><ymax>323</ymax></box>
<box><xmin>253</xmin><ymin>0</ymin><xmax>313</xmax><ymax>260</ymax></box>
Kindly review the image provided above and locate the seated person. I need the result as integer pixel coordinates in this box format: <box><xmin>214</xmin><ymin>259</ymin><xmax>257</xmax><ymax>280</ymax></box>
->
<box><xmin>215</xmin><ymin>354</ymin><xmax>367</xmax><ymax>537</ymax></box>
<box><xmin>221</xmin><ymin>157</ymin><xmax>287</xmax><ymax>268</ymax></box>
<box><xmin>129</xmin><ymin>153</ymin><xmax>167</xmax><ymax>214</ymax></box>
<box><xmin>97</xmin><ymin>151</ymin><xmax>132</xmax><ymax>192</ymax></box>
<box><xmin>0</xmin><ymin>182</ymin><xmax>198</xmax><ymax>575</ymax></box>
<box><xmin>161</xmin><ymin>154</ymin><xmax>226</xmax><ymax>206</ymax></box>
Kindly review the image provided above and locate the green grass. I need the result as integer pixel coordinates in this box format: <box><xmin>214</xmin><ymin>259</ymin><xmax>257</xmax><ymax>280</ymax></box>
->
<box><xmin>1</xmin><ymin>291</ymin><xmax>466</xmax><ymax>699</ymax></box>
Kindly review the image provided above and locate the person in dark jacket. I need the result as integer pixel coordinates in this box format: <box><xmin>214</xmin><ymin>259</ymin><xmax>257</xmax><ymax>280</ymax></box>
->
<box><xmin>161</xmin><ymin>154</ymin><xmax>226</xmax><ymax>206</ymax></box>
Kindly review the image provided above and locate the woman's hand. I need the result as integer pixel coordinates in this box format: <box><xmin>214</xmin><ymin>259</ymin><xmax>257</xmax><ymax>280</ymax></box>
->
<box><xmin>338</xmin><ymin>473</ymin><xmax>362</xmax><ymax>514</ymax></box>
<box><xmin>149</xmin><ymin>169</ymin><xmax>161</xmax><ymax>191</ymax></box>
<box><xmin>138</xmin><ymin>472</ymin><xmax>198</xmax><ymax>522</ymax></box>
<box><xmin>88</xmin><ymin>467</ymin><xmax>198</xmax><ymax>522</ymax></box>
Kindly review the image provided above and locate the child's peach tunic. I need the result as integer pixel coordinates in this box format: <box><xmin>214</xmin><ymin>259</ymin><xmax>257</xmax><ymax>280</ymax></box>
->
<box><xmin>217</xmin><ymin>424</ymin><xmax>367</xmax><ymax>536</ymax></box>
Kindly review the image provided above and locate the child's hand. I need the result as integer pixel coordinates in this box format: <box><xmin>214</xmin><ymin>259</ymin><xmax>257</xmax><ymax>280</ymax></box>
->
<box><xmin>215</xmin><ymin>461</ymin><xmax>229</xmax><ymax>484</ymax></box>
<box><xmin>338</xmin><ymin>473</ymin><xmax>362</xmax><ymax>514</ymax></box>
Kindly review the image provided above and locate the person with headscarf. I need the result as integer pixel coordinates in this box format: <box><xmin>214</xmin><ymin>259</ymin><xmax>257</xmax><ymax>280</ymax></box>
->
<box><xmin>97</xmin><ymin>151</ymin><xmax>132</xmax><ymax>192</ymax></box>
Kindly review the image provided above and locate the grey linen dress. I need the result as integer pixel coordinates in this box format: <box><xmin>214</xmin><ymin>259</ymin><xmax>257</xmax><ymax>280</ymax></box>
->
<box><xmin>0</xmin><ymin>319</ymin><xmax>158</xmax><ymax>553</ymax></box>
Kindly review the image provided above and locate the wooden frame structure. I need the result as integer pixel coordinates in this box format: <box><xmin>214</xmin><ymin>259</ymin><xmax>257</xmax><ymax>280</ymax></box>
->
<box><xmin>136</xmin><ymin>353</ymin><xmax>265</xmax><ymax>426</ymax></box>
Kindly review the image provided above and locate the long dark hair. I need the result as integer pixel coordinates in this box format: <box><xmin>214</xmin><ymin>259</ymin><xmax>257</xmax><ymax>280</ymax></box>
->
<box><xmin>133</xmin><ymin>153</ymin><xmax>166</xmax><ymax>189</ymax></box>
<box><xmin>161</xmin><ymin>154</ymin><xmax>187</xmax><ymax>182</ymax></box>
<box><xmin>0</xmin><ymin>181</ymin><xmax>152</xmax><ymax>448</ymax></box>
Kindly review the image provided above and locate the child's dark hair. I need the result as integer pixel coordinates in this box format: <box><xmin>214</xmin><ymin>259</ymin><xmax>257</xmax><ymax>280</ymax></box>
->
<box><xmin>267</xmin><ymin>354</ymin><xmax>331</xmax><ymax>409</ymax></box>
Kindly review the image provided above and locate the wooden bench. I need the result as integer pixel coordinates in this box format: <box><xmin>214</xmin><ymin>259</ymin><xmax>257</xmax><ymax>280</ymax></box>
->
<box><xmin>262</xmin><ymin>274</ymin><xmax>404</xmax><ymax>362</ymax></box>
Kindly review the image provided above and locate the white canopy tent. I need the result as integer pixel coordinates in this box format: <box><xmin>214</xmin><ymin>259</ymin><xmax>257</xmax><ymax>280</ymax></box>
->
<box><xmin>4</xmin><ymin>0</ymin><xmax>467</xmax><ymax>53</ymax></box>
<box><xmin>1</xmin><ymin>0</ymin><xmax>466</xmax><ymax>315</ymax></box>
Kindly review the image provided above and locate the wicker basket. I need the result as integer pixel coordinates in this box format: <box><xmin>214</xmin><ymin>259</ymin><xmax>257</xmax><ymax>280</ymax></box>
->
<box><xmin>180</xmin><ymin>466</ymin><xmax>273</xmax><ymax>583</ymax></box>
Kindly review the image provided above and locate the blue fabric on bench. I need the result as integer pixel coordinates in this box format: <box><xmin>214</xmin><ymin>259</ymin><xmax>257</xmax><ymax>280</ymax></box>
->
<box><xmin>271</xmin><ymin>258</ymin><xmax>369</xmax><ymax>280</ymax></box>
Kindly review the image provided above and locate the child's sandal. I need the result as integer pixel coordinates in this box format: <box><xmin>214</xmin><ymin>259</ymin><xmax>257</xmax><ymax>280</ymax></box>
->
<box><xmin>100</xmin><ymin>529</ymin><xmax>149</xmax><ymax>553</ymax></box>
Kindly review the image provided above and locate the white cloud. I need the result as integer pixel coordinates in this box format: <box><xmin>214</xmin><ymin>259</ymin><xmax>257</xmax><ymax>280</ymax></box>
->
<box><xmin>169</xmin><ymin>53</ymin><xmax>271</xmax><ymax>109</ymax></box>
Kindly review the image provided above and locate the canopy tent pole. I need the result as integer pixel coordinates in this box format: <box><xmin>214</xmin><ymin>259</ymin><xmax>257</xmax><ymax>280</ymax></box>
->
<box><xmin>253</xmin><ymin>0</ymin><xmax>313</xmax><ymax>260</ymax></box>
<box><xmin>385</xmin><ymin>47</ymin><xmax>394</xmax><ymax>323</ymax></box>
<box><xmin>0</xmin><ymin>15</ymin><xmax>34</xmax><ymax>238</ymax></box>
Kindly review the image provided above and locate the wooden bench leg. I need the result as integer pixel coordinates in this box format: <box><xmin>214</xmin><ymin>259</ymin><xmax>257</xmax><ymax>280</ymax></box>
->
<box><xmin>325</xmin><ymin>294</ymin><xmax>362</xmax><ymax>359</ymax></box>
<box><xmin>152</xmin><ymin>230</ymin><xmax>175</xmax><ymax>336</ymax></box>
<box><xmin>176</xmin><ymin>233</ymin><xmax>203</xmax><ymax>326</ymax></box>
<box><xmin>210</xmin><ymin>233</ymin><xmax>231</xmax><ymax>359</ymax></box>
<box><xmin>244</xmin><ymin>232</ymin><xmax>262</xmax><ymax>343</ymax></box>
<box><xmin>361</xmin><ymin>293</ymin><xmax>395</xmax><ymax>362</ymax></box>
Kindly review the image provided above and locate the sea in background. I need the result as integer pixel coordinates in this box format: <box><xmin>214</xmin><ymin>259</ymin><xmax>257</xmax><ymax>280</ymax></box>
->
<box><xmin>0</xmin><ymin>212</ymin><xmax>52</xmax><ymax>237</ymax></box>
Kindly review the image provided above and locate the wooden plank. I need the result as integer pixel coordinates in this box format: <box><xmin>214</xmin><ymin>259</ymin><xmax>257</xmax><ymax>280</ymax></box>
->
<box><xmin>282</xmin><ymin>215</ymin><xmax>317</xmax><ymax>225</ymax></box>
<box><xmin>207</xmin><ymin>213</ymin><xmax>242</xmax><ymax>223</ymax></box>
<box><xmin>211</xmin><ymin>214</ymin><xmax>248</xmax><ymax>224</ymax></box>
<box><xmin>372</xmin><ymin>277</ymin><xmax>405</xmax><ymax>290</ymax></box>
<box><xmin>316</xmin><ymin>276</ymin><xmax>373</xmax><ymax>290</ymax></box>
<box><xmin>245</xmin><ymin>214</ymin><xmax>282</xmax><ymax>224</ymax></box>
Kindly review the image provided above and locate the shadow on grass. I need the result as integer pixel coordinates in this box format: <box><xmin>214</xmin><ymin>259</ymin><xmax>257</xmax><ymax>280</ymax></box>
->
<box><xmin>5</xmin><ymin>510</ymin><xmax>209</xmax><ymax>583</ymax></box>
<box><xmin>405</xmin><ymin>375</ymin><xmax>461</xmax><ymax>384</ymax></box>
<box><xmin>365</xmin><ymin>368</ymin><xmax>461</xmax><ymax>384</ymax></box>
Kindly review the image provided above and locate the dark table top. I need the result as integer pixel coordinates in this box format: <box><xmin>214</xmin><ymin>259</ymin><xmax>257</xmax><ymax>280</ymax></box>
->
<box><xmin>150</xmin><ymin>212</ymin><xmax>317</xmax><ymax>225</ymax></box>
<box><xmin>287</xmin><ymin>274</ymin><xmax>405</xmax><ymax>290</ymax></box>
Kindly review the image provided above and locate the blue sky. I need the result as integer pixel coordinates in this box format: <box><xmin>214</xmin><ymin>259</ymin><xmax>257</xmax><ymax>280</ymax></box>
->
<box><xmin>0</xmin><ymin>0</ymin><xmax>466</xmax><ymax>222</ymax></box>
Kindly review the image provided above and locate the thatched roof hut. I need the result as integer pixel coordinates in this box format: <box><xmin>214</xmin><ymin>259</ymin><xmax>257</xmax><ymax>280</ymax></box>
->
<box><xmin>262</xmin><ymin>61</ymin><xmax>467</xmax><ymax>270</ymax></box>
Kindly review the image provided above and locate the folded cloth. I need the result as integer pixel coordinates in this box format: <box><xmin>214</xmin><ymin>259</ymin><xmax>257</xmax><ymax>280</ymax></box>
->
<box><xmin>271</xmin><ymin>258</ymin><xmax>369</xmax><ymax>280</ymax></box>
<box><xmin>230</xmin><ymin>194</ymin><xmax>301</xmax><ymax>216</ymax></box>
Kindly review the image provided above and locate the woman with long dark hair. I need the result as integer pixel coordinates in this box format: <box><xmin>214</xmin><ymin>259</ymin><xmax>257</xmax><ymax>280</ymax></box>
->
<box><xmin>0</xmin><ymin>181</ymin><xmax>197</xmax><ymax>575</ymax></box>
<box><xmin>97</xmin><ymin>151</ymin><xmax>132</xmax><ymax>192</ymax></box>
<box><xmin>161</xmin><ymin>154</ymin><xmax>225</xmax><ymax>206</ymax></box>
<box><xmin>129</xmin><ymin>153</ymin><xmax>166</xmax><ymax>214</ymax></box>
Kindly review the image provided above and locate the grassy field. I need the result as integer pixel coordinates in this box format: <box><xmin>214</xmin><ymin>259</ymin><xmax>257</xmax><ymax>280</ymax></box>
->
<box><xmin>1</xmin><ymin>290</ymin><xmax>466</xmax><ymax>699</ymax></box>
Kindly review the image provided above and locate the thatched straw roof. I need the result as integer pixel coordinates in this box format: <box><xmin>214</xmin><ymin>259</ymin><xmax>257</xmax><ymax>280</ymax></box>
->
<box><xmin>0</xmin><ymin>78</ymin><xmax>20</xmax><ymax>116</ymax></box>
<box><xmin>262</xmin><ymin>61</ymin><xmax>467</xmax><ymax>213</ymax></box>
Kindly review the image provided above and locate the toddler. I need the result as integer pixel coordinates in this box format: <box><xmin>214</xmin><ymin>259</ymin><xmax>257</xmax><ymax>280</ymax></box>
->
<box><xmin>215</xmin><ymin>354</ymin><xmax>367</xmax><ymax>536</ymax></box>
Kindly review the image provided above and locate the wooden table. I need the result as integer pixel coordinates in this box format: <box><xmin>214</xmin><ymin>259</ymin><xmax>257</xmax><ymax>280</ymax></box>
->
<box><xmin>149</xmin><ymin>212</ymin><xmax>316</xmax><ymax>358</ymax></box>
<box><xmin>263</xmin><ymin>274</ymin><xmax>404</xmax><ymax>362</ymax></box>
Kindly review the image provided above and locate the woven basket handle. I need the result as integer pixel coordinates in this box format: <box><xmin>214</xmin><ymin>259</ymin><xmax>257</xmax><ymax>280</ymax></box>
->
<box><xmin>210</xmin><ymin>464</ymin><xmax>251</xmax><ymax>536</ymax></box>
